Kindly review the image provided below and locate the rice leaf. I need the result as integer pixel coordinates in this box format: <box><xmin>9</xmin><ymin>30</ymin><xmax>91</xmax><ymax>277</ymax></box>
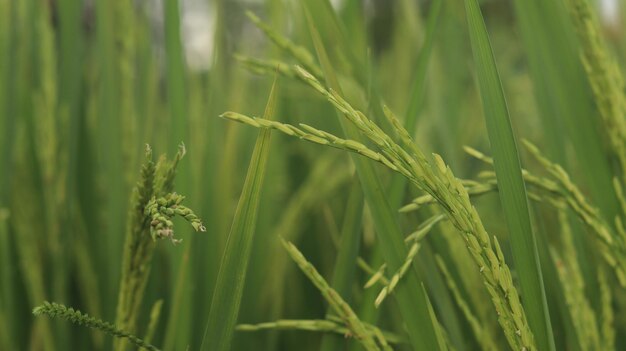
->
<box><xmin>200</xmin><ymin>77</ymin><xmax>278</xmax><ymax>351</ymax></box>
<box><xmin>463</xmin><ymin>1</ymin><xmax>555</xmax><ymax>350</ymax></box>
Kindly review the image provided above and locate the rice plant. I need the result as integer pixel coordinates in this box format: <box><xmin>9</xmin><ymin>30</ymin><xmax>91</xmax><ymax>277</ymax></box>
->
<box><xmin>2</xmin><ymin>0</ymin><xmax>626</xmax><ymax>350</ymax></box>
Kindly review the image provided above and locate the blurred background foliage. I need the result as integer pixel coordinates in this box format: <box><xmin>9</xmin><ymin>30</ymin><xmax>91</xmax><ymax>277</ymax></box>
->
<box><xmin>1</xmin><ymin>0</ymin><xmax>625</xmax><ymax>350</ymax></box>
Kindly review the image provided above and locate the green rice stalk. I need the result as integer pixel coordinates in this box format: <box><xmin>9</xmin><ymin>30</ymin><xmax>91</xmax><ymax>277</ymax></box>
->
<box><xmin>280</xmin><ymin>239</ymin><xmax>382</xmax><ymax>351</ymax></box>
<box><xmin>436</xmin><ymin>256</ymin><xmax>498</xmax><ymax>351</ymax></box>
<box><xmin>33</xmin><ymin>302</ymin><xmax>159</xmax><ymax>351</ymax></box>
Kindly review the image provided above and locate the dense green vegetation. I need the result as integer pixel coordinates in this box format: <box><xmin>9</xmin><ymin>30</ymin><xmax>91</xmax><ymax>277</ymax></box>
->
<box><xmin>2</xmin><ymin>0</ymin><xmax>626</xmax><ymax>350</ymax></box>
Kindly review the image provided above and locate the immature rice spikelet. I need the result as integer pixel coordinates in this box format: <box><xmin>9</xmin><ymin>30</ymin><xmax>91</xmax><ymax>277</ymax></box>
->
<box><xmin>144</xmin><ymin>192</ymin><xmax>206</xmax><ymax>244</ymax></box>
<box><xmin>34</xmin><ymin>302</ymin><xmax>159</xmax><ymax>351</ymax></box>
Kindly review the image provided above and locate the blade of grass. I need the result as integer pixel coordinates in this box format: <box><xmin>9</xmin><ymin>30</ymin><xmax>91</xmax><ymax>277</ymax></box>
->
<box><xmin>463</xmin><ymin>1</ymin><xmax>555</xmax><ymax>350</ymax></box>
<box><xmin>303</xmin><ymin>6</ymin><xmax>444</xmax><ymax>351</ymax></box>
<box><xmin>200</xmin><ymin>77</ymin><xmax>278</xmax><ymax>351</ymax></box>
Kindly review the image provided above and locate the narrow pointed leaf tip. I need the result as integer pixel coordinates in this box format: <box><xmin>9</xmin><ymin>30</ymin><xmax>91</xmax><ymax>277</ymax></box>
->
<box><xmin>201</xmin><ymin>76</ymin><xmax>278</xmax><ymax>351</ymax></box>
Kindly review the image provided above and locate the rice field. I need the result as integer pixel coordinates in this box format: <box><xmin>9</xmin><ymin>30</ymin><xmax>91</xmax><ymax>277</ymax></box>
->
<box><xmin>1</xmin><ymin>0</ymin><xmax>626</xmax><ymax>350</ymax></box>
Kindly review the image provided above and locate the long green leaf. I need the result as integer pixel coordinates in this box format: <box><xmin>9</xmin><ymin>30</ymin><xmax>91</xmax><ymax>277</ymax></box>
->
<box><xmin>200</xmin><ymin>78</ymin><xmax>278</xmax><ymax>351</ymax></box>
<box><xmin>463</xmin><ymin>1</ymin><xmax>555</xmax><ymax>351</ymax></box>
<box><xmin>302</xmin><ymin>5</ymin><xmax>444</xmax><ymax>351</ymax></box>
